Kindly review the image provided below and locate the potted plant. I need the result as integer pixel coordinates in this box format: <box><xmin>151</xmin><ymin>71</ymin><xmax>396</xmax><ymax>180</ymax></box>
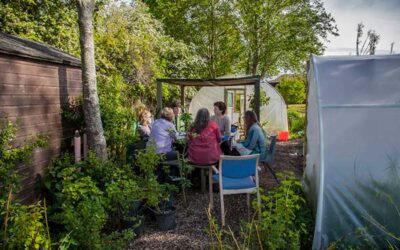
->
<box><xmin>153</xmin><ymin>183</ymin><xmax>178</xmax><ymax>231</ymax></box>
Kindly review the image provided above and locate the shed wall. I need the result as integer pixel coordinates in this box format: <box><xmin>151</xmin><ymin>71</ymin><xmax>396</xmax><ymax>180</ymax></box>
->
<box><xmin>0</xmin><ymin>54</ymin><xmax>82</xmax><ymax>202</ymax></box>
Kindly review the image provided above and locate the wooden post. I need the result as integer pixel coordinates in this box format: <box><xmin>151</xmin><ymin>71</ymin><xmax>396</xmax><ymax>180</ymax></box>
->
<box><xmin>180</xmin><ymin>85</ymin><xmax>185</xmax><ymax>112</ymax></box>
<box><xmin>74</xmin><ymin>130</ymin><xmax>81</xmax><ymax>163</ymax></box>
<box><xmin>254</xmin><ymin>77</ymin><xmax>261</xmax><ymax>120</ymax></box>
<box><xmin>83</xmin><ymin>133</ymin><xmax>88</xmax><ymax>159</ymax></box>
<box><xmin>156</xmin><ymin>80</ymin><xmax>162</xmax><ymax>118</ymax></box>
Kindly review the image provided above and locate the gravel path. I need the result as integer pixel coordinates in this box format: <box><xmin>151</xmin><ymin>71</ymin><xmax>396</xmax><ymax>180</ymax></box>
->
<box><xmin>125</xmin><ymin>139</ymin><xmax>305</xmax><ymax>250</ymax></box>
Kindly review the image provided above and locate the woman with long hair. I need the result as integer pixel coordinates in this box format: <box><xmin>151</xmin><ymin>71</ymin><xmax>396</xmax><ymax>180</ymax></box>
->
<box><xmin>188</xmin><ymin>108</ymin><xmax>222</xmax><ymax>165</ymax></box>
<box><xmin>234</xmin><ymin>111</ymin><xmax>268</xmax><ymax>162</ymax></box>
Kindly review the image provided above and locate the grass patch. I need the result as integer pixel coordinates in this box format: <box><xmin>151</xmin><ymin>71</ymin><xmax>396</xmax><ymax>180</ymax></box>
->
<box><xmin>288</xmin><ymin>104</ymin><xmax>306</xmax><ymax>117</ymax></box>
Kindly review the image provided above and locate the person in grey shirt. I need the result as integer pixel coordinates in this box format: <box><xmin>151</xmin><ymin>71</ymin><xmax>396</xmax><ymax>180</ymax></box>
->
<box><xmin>211</xmin><ymin>101</ymin><xmax>231</xmax><ymax>154</ymax></box>
<box><xmin>211</xmin><ymin>101</ymin><xmax>231</xmax><ymax>137</ymax></box>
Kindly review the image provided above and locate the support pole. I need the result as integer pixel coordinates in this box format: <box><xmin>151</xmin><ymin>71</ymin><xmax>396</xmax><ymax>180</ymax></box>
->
<box><xmin>180</xmin><ymin>85</ymin><xmax>185</xmax><ymax>112</ymax></box>
<box><xmin>74</xmin><ymin>130</ymin><xmax>81</xmax><ymax>163</ymax></box>
<box><xmin>156</xmin><ymin>80</ymin><xmax>162</xmax><ymax>118</ymax></box>
<box><xmin>254</xmin><ymin>77</ymin><xmax>261</xmax><ymax>120</ymax></box>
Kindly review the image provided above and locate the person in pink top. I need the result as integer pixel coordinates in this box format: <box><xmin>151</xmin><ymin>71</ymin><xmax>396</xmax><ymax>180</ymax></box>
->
<box><xmin>188</xmin><ymin>108</ymin><xmax>222</xmax><ymax>165</ymax></box>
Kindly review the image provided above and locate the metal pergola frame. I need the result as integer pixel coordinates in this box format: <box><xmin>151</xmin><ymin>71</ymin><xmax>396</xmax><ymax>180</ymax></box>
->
<box><xmin>156</xmin><ymin>76</ymin><xmax>261</xmax><ymax>119</ymax></box>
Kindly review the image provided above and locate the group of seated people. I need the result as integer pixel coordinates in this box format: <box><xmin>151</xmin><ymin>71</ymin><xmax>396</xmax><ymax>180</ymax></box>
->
<box><xmin>136</xmin><ymin>101</ymin><xmax>268</xmax><ymax>167</ymax></box>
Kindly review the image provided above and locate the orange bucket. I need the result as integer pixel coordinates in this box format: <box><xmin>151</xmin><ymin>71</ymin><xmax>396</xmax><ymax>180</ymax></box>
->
<box><xmin>277</xmin><ymin>131</ymin><xmax>289</xmax><ymax>141</ymax></box>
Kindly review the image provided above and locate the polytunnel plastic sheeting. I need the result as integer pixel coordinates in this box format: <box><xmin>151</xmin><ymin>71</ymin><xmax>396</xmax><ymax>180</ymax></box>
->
<box><xmin>188</xmin><ymin>81</ymin><xmax>288</xmax><ymax>131</ymax></box>
<box><xmin>305</xmin><ymin>54</ymin><xmax>400</xmax><ymax>249</ymax></box>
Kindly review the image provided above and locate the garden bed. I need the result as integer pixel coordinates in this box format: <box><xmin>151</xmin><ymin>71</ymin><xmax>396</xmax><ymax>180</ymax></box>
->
<box><xmin>126</xmin><ymin>139</ymin><xmax>305</xmax><ymax>250</ymax></box>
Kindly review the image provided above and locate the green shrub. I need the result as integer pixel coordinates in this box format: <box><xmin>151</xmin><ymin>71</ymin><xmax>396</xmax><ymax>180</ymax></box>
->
<box><xmin>288</xmin><ymin>110</ymin><xmax>305</xmax><ymax>139</ymax></box>
<box><xmin>277</xmin><ymin>76</ymin><xmax>306</xmax><ymax>105</ymax></box>
<box><xmin>42</xmin><ymin>153</ymin><xmax>141</xmax><ymax>249</ymax></box>
<box><xmin>0</xmin><ymin>121</ymin><xmax>50</xmax><ymax>250</ymax></box>
<box><xmin>207</xmin><ymin>172</ymin><xmax>314</xmax><ymax>250</ymax></box>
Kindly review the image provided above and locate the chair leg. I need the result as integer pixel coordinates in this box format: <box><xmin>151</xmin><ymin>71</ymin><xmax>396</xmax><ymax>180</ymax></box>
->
<box><xmin>246</xmin><ymin>193</ymin><xmax>251</xmax><ymax>219</ymax></box>
<box><xmin>201</xmin><ymin>169</ymin><xmax>205</xmax><ymax>193</ymax></box>
<box><xmin>265</xmin><ymin>163</ymin><xmax>280</xmax><ymax>184</ymax></box>
<box><xmin>220</xmin><ymin>190</ymin><xmax>225</xmax><ymax>226</ymax></box>
<box><xmin>209</xmin><ymin>167</ymin><xmax>213</xmax><ymax>209</ymax></box>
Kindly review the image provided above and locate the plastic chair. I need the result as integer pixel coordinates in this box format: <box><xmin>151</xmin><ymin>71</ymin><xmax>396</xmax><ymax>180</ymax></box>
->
<box><xmin>211</xmin><ymin>154</ymin><xmax>261</xmax><ymax>226</ymax></box>
<box><xmin>263</xmin><ymin>136</ymin><xmax>279</xmax><ymax>184</ymax></box>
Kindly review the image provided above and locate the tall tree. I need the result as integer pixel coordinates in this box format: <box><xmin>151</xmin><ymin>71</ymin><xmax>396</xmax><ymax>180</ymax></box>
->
<box><xmin>237</xmin><ymin>0</ymin><xmax>338</xmax><ymax>77</ymax></box>
<box><xmin>76</xmin><ymin>0</ymin><xmax>108</xmax><ymax>160</ymax></box>
<box><xmin>145</xmin><ymin>0</ymin><xmax>243</xmax><ymax>78</ymax></box>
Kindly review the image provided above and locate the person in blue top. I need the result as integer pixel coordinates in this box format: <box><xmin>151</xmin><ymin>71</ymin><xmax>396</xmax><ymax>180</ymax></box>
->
<box><xmin>238</xmin><ymin>110</ymin><xmax>268</xmax><ymax>162</ymax></box>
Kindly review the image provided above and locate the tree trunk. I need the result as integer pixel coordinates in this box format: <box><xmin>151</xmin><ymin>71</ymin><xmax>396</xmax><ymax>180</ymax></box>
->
<box><xmin>76</xmin><ymin>0</ymin><xmax>108</xmax><ymax>160</ymax></box>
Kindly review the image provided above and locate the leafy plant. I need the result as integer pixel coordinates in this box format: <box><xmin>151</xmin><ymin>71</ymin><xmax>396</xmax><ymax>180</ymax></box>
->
<box><xmin>248</xmin><ymin>90</ymin><xmax>270</xmax><ymax>111</ymax></box>
<box><xmin>0</xmin><ymin>121</ymin><xmax>49</xmax><ymax>250</ymax></box>
<box><xmin>288</xmin><ymin>110</ymin><xmax>305</xmax><ymax>139</ymax></box>
<box><xmin>207</xmin><ymin>172</ymin><xmax>313</xmax><ymax>250</ymax></box>
<box><xmin>277</xmin><ymin>76</ymin><xmax>306</xmax><ymax>105</ymax></box>
<box><xmin>180</xmin><ymin>112</ymin><xmax>193</xmax><ymax>132</ymax></box>
<box><xmin>41</xmin><ymin>152</ymin><xmax>143</xmax><ymax>249</ymax></box>
<box><xmin>173</xmin><ymin>153</ymin><xmax>194</xmax><ymax>208</ymax></box>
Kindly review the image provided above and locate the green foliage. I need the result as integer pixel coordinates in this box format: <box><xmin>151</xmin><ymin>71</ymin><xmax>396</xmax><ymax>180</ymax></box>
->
<box><xmin>277</xmin><ymin>76</ymin><xmax>307</xmax><ymax>104</ymax></box>
<box><xmin>98</xmin><ymin>74</ymin><xmax>137</xmax><ymax>161</ymax></box>
<box><xmin>145</xmin><ymin>0</ymin><xmax>243</xmax><ymax>78</ymax></box>
<box><xmin>42</xmin><ymin>152</ymin><xmax>143</xmax><ymax>249</ymax></box>
<box><xmin>46</xmin><ymin>155</ymin><xmax>107</xmax><ymax>249</ymax></box>
<box><xmin>0</xmin><ymin>0</ymin><xmax>79</xmax><ymax>55</ymax></box>
<box><xmin>254</xmin><ymin>172</ymin><xmax>313</xmax><ymax>250</ymax></box>
<box><xmin>288</xmin><ymin>111</ymin><xmax>305</xmax><ymax>139</ymax></box>
<box><xmin>0</xmin><ymin>121</ymin><xmax>48</xmax><ymax>196</ymax></box>
<box><xmin>237</xmin><ymin>0</ymin><xmax>338</xmax><ymax>76</ymax></box>
<box><xmin>0</xmin><ymin>121</ymin><xmax>50</xmax><ymax>249</ymax></box>
<box><xmin>1</xmin><ymin>197</ymin><xmax>51</xmax><ymax>250</ymax></box>
<box><xmin>248</xmin><ymin>90</ymin><xmax>270</xmax><ymax>111</ymax></box>
<box><xmin>147</xmin><ymin>0</ymin><xmax>338</xmax><ymax>77</ymax></box>
<box><xmin>179</xmin><ymin>112</ymin><xmax>193</xmax><ymax>132</ymax></box>
<box><xmin>207</xmin><ymin>172</ymin><xmax>313</xmax><ymax>250</ymax></box>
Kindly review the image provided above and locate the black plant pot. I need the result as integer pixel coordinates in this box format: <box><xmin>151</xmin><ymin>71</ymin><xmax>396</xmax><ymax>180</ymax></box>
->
<box><xmin>133</xmin><ymin>217</ymin><xmax>145</xmax><ymax>238</ymax></box>
<box><xmin>156</xmin><ymin>207</ymin><xmax>177</xmax><ymax>231</ymax></box>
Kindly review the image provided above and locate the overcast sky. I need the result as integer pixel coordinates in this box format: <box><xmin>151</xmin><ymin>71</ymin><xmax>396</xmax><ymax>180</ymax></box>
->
<box><xmin>322</xmin><ymin>0</ymin><xmax>400</xmax><ymax>55</ymax></box>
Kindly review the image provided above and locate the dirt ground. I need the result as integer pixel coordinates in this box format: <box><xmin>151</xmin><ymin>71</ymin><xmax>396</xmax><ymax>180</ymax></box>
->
<box><xmin>126</xmin><ymin>139</ymin><xmax>305</xmax><ymax>250</ymax></box>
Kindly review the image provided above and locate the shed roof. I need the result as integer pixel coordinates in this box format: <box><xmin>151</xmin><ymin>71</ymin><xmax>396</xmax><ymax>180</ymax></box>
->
<box><xmin>157</xmin><ymin>75</ymin><xmax>260</xmax><ymax>86</ymax></box>
<box><xmin>0</xmin><ymin>32</ymin><xmax>81</xmax><ymax>67</ymax></box>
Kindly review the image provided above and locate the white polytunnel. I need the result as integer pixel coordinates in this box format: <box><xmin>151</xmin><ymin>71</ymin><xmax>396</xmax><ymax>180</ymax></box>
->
<box><xmin>305</xmin><ymin>54</ymin><xmax>400</xmax><ymax>249</ymax></box>
<box><xmin>188</xmin><ymin>80</ymin><xmax>288</xmax><ymax>132</ymax></box>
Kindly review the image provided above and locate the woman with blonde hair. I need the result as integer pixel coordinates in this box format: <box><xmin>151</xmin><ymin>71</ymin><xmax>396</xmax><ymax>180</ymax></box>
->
<box><xmin>137</xmin><ymin>109</ymin><xmax>152</xmax><ymax>145</ymax></box>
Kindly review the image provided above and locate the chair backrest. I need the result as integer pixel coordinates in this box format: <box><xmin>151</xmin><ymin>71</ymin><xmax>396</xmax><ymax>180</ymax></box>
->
<box><xmin>219</xmin><ymin>154</ymin><xmax>259</xmax><ymax>178</ymax></box>
<box><xmin>266</xmin><ymin>136</ymin><xmax>277</xmax><ymax>163</ymax></box>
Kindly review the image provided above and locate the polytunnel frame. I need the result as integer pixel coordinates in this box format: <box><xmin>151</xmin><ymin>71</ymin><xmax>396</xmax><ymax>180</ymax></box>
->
<box><xmin>156</xmin><ymin>76</ymin><xmax>261</xmax><ymax>119</ymax></box>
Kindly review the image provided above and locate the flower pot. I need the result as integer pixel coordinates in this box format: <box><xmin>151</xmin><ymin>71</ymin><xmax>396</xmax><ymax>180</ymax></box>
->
<box><xmin>156</xmin><ymin>207</ymin><xmax>176</xmax><ymax>231</ymax></box>
<box><xmin>133</xmin><ymin>217</ymin><xmax>145</xmax><ymax>238</ymax></box>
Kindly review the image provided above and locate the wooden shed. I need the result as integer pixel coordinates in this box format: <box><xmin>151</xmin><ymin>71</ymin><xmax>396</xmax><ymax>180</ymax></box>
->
<box><xmin>0</xmin><ymin>32</ymin><xmax>82</xmax><ymax>202</ymax></box>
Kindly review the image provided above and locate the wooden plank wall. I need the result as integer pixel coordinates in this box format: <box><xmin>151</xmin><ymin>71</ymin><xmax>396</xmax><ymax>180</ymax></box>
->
<box><xmin>0</xmin><ymin>54</ymin><xmax>82</xmax><ymax>202</ymax></box>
